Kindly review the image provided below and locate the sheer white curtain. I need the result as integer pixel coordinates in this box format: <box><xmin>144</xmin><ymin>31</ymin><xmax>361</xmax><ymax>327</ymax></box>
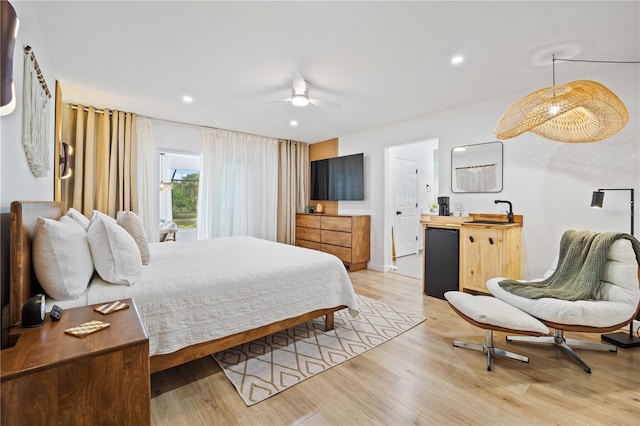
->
<box><xmin>136</xmin><ymin>117</ymin><xmax>159</xmax><ymax>242</ymax></box>
<box><xmin>198</xmin><ymin>128</ymin><xmax>279</xmax><ymax>241</ymax></box>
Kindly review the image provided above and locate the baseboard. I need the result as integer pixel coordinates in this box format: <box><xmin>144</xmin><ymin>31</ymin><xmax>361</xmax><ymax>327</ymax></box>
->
<box><xmin>367</xmin><ymin>262</ymin><xmax>386</xmax><ymax>272</ymax></box>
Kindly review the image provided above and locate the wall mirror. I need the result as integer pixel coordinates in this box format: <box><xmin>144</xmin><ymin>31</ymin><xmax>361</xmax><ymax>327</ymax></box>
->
<box><xmin>451</xmin><ymin>141</ymin><xmax>503</xmax><ymax>193</ymax></box>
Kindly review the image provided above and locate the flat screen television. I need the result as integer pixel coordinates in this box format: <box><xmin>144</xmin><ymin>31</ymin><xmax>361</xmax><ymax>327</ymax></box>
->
<box><xmin>310</xmin><ymin>153</ymin><xmax>364</xmax><ymax>201</ymax></box>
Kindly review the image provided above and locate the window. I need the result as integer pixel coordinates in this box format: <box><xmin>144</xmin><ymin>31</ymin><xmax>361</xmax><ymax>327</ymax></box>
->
<box><xmin>170</xmin><ymin>168</ymin><xmax>199</xmax><ymax>228</ymax></box>
<box><xmin>159</xmin><ymin>152</ymin><xmax>201</xmax><ymax>235</ymax></box>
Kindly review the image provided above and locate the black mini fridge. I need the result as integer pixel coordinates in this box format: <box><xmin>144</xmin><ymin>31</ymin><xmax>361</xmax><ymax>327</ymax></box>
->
<box><xmin>423</xmin><ymin>227</ymin><xmax>459</xmax><ymax>299</ymax></box>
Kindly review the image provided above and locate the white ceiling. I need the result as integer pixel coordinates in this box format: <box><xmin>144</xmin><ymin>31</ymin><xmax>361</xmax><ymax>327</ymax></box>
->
<box><xmin>29</xmin><ymin>1</ymin><xmax>639</xmax><ymax>143</ymax></box>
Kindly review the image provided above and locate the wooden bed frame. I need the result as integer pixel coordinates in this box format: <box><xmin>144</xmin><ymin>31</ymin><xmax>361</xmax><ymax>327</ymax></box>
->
<box><xmin>8</xmin><ymin>201</ymin><xmax>346</xmax><ymax>373</ymax></box>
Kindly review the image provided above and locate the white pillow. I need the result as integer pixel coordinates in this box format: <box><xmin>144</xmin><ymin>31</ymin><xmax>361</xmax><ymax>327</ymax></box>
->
<box><xmin>87</xmin><ymin>211</ymin><xmax>142</xmax><ymax>285</ymax></box>
<box><xmin>65</xmin><ymin>207</ymin><xmax>91</xmax><ymax>230</ymax></box>
<box><xmin>32</xmin><ymin>216</ymin><xmax>94</xmax><ymax>300</ymax></box>
<box><xmin>117</xmin><ymin>211</ymin><xmax>150</xmax><ymax>265</ymax></box>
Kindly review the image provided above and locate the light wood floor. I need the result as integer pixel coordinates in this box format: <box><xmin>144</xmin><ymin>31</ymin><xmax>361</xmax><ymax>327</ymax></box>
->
<box><xmin>150</xmin><ymin>270</ymin><xmax>640</xmax><ymax>425</ymax></box>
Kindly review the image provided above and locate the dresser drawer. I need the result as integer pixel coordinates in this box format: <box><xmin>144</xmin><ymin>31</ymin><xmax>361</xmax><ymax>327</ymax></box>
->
<box><xmin>296</xmin><ymin>226</ymin><xmax>321</xmax><ymax>242</ymax></box>
<box><xmin>296</xmin><ymin>214</ymin><xmax>320</xmax><ymax>228</ymax></box>
<box><xmin>296</xmin><ymin>239</ymin><xmax>321</xmax><ymax>250</ymax></box>
<box><xmin>321</xmin><ymin>216</ymin><xmax>352</xmax><ymax>232</ymax></box>
<box><xmin>321</xmin><ymin>230</ymin><xmax>351</xmax><ymax>247</ymax></box>
<box><xmin>322</xmin><ymin>244</ymin><xmax>352</xmax><ymax>263</ymax></box>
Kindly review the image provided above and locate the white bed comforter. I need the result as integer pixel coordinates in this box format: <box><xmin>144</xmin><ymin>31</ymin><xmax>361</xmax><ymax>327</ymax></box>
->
<box><xmin>86</xmin><ymin>236</ymin><xmax>359</xmax><ymax>356</ymax></box>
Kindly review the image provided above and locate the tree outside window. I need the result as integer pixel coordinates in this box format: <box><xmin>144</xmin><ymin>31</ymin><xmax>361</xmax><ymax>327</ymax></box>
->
<box><xmin>170</xmin><ymin>169</ymin><xmax>199</xmax><ymax>228</ymax></box>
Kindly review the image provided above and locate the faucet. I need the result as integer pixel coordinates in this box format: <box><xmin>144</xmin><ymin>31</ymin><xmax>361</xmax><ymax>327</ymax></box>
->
<box><xmin>494</xmin><ymin>200</ymin><xmax>514</xmax><ymax>223</ymax></box>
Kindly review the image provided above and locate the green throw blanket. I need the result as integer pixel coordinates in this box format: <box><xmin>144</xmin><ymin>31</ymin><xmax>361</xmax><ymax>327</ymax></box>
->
<box><xmin>499</xmin><ymin>230</ymin><xmax>640</xmax><ymax>301</ymax></box>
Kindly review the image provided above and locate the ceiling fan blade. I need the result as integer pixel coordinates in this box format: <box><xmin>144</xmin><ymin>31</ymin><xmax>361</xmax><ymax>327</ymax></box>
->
<box><xmin>309</xmin><ymin>98</ymin><xmax>341</xmax><ymax>108</ymax></box>
<box><xmin>264</xmin><ymin>97</ymin><xmax>292</xmax><ymax>104</ymax></box>
<box><xmin>291</xmin><ymin>72</ymin><xmax>308</xmax><ymax>95</ymax></box>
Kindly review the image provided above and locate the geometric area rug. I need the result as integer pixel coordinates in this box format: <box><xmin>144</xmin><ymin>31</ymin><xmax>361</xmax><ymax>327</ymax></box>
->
<box><xmin>213</xmin><ymin>294</ymin><xmax>426</xmax><ymax>406</ymax></box>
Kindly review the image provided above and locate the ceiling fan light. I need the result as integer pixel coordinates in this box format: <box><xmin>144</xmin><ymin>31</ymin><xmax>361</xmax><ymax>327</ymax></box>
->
<box><xmin>291</xmin><ymin>94</ymin><xmax>309</xmax><ymax>107</ymax></box>
<box><xmin>495</xmin><ymin>80</ymin><xmax>629</xmax><ymax>143</ymax></box>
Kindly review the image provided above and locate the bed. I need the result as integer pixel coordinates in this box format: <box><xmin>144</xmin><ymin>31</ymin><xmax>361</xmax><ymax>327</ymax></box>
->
<box><xmin>7</xmin><ymin>201</ymin><xmax>359</xmax><ymax>373</ymax></box>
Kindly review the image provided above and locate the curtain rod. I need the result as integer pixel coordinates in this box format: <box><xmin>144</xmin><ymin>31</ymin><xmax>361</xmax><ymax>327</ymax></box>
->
<box><xmin>144</xmin><ymin>115</ymin><xmax>306</xmax><ymax>144</ymax></box>
<box><xmin>68</xmin><ymin>104</ymin><xmax>113</xmax><ymax>115</ymax></box>
<box><xmin>24</xmin><ymin>46</ymin><xmax>51</xmax><ymax>99</ymax></box>
<box><xmin>69</xmin><ymin>104</ymin><xmax>306</xmax><ymax>144</ymax></box>
<box><xmin>455</xmin><ymin>163</ymin><xmax>497</xmax><ymax>170</ymax></box>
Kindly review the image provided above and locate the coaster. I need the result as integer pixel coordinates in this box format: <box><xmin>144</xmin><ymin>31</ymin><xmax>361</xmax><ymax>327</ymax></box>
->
<box><xmin>94</xmin><ymin>300</ymin><xmax>129</xmax><ymax>315</ymax></box>
<box><xmin>65</xmin><ymin>320</ymin><xmax>110</xmax><ymax>338</ymax></box>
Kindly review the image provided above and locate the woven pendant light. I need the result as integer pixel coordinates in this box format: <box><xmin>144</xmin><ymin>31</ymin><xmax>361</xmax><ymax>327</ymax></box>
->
<box><xmin>495</xmin><ymin>80</ymin><xmax>629</xmax><ymax>143</ymax></box>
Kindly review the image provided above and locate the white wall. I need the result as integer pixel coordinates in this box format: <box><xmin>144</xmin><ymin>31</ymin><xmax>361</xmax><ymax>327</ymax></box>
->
<box><xmin>339</xmin><ymin>66</ymin><xmax>639</xmax><ymax>278</ymax></box>
<box><xmin>0</xmin><ymin>2</ymin><xmax>56</xmax><ymax>210</ymax></box>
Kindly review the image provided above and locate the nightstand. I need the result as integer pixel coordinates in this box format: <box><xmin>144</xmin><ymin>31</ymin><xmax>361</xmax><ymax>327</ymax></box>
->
<box><xmin>1</xmin><ymin>298</ymin><xmax>150</xmax><ymax>425</ymax></box>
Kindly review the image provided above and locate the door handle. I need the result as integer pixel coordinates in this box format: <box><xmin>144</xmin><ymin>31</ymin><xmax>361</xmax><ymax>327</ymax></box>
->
<box><xmin>396</xmin><ymin>211</ymin><xmax>402</xmax><ymax>215</ymax></box>
<box><xmin>469</xmin><ymin>236</ymin><xmax>474</xmax><ymax>243</ymax></box>
<box><xmin>489</xmin><ymin>237</ymin><xmax>494</xmax><ymax>245</ymax></box>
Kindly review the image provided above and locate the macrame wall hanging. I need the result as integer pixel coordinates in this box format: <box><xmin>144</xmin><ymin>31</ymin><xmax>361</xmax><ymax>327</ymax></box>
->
<box><xmin>22</xmin><ymin>45</ymin><xmax>51</xmax><ymax>178</ymax></box>
<box><xmin>455</xmin><ymin>163</ymin><xmax>497</xmax><ymax>192</ymax></box>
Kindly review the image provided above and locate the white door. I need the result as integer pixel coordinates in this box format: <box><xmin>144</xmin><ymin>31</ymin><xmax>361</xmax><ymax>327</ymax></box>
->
<box><xmin>393</xmin><ymin>157</ymin><xmax>419</xmax><ymax>257</ymax></box>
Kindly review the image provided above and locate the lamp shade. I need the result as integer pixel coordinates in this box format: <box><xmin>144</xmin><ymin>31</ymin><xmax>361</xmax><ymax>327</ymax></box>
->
<box><xmin>590</xmin><ymin>191</ymin><xmax>604</xmax><ymax>208</ymax></box>
<box><xmin>495</xmin><ymin>80</ymin><xmax>629</xmax><ymax>143</ymax></box>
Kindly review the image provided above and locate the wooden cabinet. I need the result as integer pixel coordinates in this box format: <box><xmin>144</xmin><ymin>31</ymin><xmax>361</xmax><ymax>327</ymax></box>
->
<box><xmin>296</xmin><ymin>214</ymin><xmax>370</xmax><ymax>271</ymax></box>
<box><xmin>459</xmin><ymin>224</ymin><xmax>521</xmax><ymax>294</ymax></box>
<box><xmin>1</xmin><ymin>299</ymin><xmax>150</xmax><ymax>426</ymax></box>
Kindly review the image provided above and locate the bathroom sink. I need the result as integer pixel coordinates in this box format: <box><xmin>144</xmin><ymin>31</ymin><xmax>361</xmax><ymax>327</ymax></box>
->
<box><xmin>464</xmin><ymin>220</ymin><xmax>512</xmax><ymax>225</ymax></box>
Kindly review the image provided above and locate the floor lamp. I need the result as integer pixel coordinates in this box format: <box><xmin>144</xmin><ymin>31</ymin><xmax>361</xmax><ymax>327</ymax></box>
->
<box><xmin>590</xmin><ymin>188</ymin><xmax>640</xmax><ymax>348</ymax></box>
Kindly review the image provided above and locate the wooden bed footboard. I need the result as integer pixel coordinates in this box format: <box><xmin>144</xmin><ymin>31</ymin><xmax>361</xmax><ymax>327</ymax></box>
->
<box><xmin>150</xmin><ymin>306</ymin><xmax>346</xmax><ymax>373</ymax></box>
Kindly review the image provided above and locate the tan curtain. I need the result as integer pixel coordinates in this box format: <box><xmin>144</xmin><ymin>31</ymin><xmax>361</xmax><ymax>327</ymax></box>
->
<box><xmin>66</xmin><ymin>105</ymin><xmax>137</xmax><ymax>217</ymax></box>
<box><xmin>277</xmin><ymin>139</ymin><xmax>309</xmax><ymax>244</ymax></box>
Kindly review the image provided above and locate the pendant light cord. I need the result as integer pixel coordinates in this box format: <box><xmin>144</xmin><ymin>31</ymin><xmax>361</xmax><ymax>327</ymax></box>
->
<box><xmin>554</xmin><ymin>58</ymin><xmax>640</xmax><ymax>64</ymax></box>
<box><xmin>552</xmin><ymin>56</ymin><xmax>640</xmax><ymax>86</ymax></box>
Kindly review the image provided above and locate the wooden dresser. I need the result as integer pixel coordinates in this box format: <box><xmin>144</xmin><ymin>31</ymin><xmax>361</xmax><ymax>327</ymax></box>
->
<box><xmin>296</xmin><ymin>213</ymin><xmax>370</xmax><ymax>271</ymax></box>
<box><xmin>1</xmin><ymin>299</ymin><xmax>150</xmax><ymax>425</ymax></box>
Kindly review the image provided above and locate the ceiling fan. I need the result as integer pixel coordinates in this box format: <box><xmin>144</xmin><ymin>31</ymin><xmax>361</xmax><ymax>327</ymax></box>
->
<box><xmin>272</xmin><ymin>72</ymin><xmax>339</xmax><ymax>108</ymax></box>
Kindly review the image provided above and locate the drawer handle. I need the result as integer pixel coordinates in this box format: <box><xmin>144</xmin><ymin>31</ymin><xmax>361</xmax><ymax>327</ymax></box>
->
<box><xmin>489</xmin><ymin>237</ymin><xmax>494</xmax><ymax>245</ymax></box>
<box><xmin>469</xmin><ymin>236</ymin><xmax>474</xmax><ymax>243</ymax></box>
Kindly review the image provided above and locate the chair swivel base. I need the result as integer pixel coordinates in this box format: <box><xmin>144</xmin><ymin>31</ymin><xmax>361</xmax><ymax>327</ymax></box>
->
<box><xmin>506</xmin><ymin>329</ymin><xmax>616</xmax><ymax>374</ymax></box>
<box><xmin>453</xmin><ymin>329</ymin><xmax>529</xmax><ymax>371</ymax></box>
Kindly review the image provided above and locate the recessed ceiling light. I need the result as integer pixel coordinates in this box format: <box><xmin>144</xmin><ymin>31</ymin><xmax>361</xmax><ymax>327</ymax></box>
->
<box><xmin>182</xmin><ymin>95</ymin><xmax>193</xmax><ymax>103</ymax></box>
<box><xmin>451</xmin><ymin>55</ymin><xmax>464</xmax><ymax>65</ymax></box>
<box><xmin>289</xmin><ymin>120</ymin><xmax>298</xmax><ymax>127</ymax></box>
